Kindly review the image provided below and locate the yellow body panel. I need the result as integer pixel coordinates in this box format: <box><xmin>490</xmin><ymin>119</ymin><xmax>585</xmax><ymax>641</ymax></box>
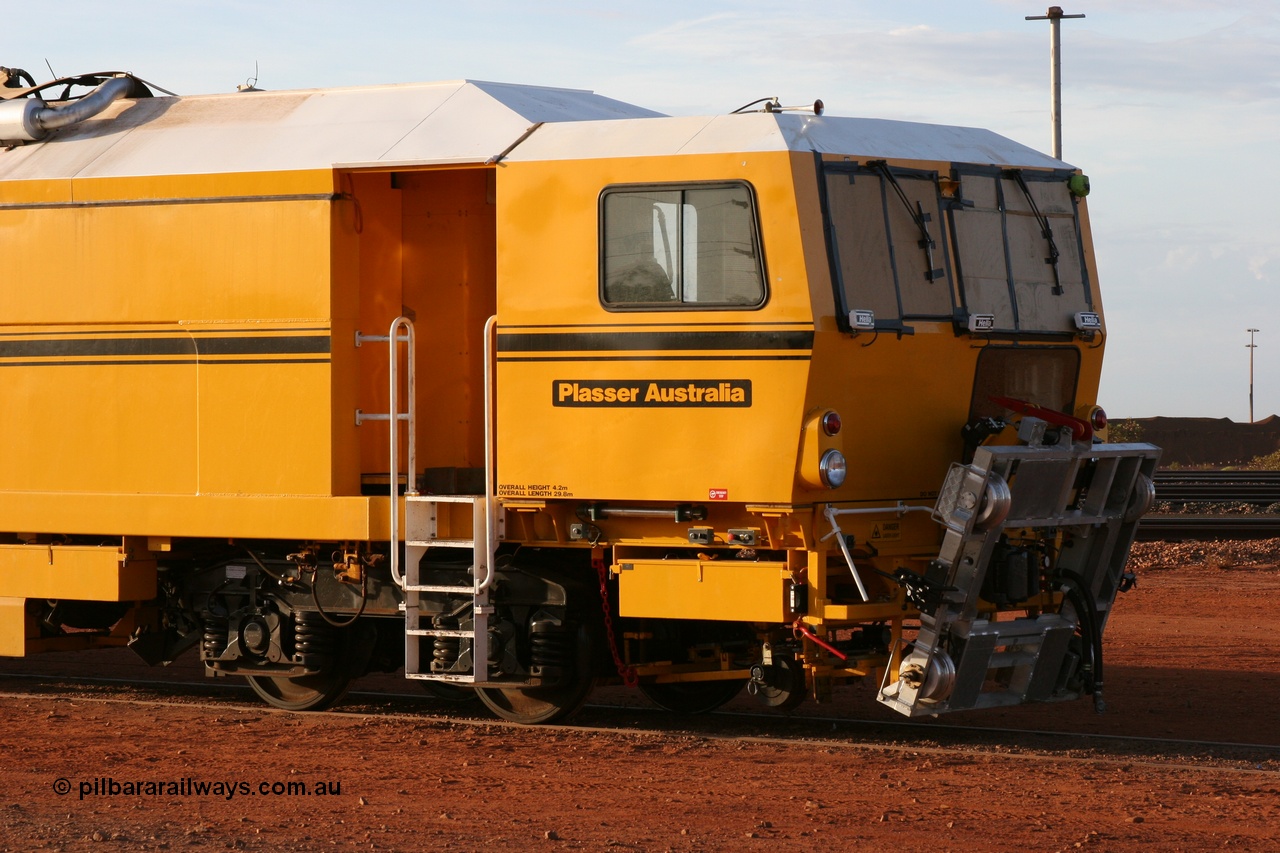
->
<box><xmin>0</xmin><ymin>201</ymin><xmax>333</xmax><ymax>324</ymax></box>
<box><xmin>0</xmin><ymin>169</ymin><xmax>359</xmax><ymax>531</ymax></box>
<box><xmin>0</xmin><ymin>493</ymin><xmax>388</xmax><ymax>541</ymax></box>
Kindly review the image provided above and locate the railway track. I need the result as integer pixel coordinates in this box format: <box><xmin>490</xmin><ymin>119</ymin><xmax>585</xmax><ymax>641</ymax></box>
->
<box><xmin>2</xmin><ymin>669</ymin><xmax>1277</xmax><ymax>773</ymax></box>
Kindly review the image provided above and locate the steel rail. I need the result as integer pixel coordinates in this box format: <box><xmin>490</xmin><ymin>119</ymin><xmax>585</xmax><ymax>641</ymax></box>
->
<box><xmin>2</xmin><ymin>672</ymin><xmax>1278</xmax><ymax>766</ymax></box>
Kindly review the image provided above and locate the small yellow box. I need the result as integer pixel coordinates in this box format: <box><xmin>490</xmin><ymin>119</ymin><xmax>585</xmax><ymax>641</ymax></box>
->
<box><xmin>616</xmin><ymin>558</ymin><xmax>791</xmax><ymax>623</ymax></box>
<box><xmin>0</xmin><ymin>544</ymin><xmax>156</xmax><ymax>601</ymax></box>
<box><xmin>0</xmin><ymin>597</ymin><xmax>25</xmax><ymax>656</ymax></box>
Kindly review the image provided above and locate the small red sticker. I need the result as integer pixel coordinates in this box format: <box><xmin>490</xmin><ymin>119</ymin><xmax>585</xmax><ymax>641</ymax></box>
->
<box><xmin>708</xmin><ymin>489</ymin><xmax>728</xmax><ymax>501</ymax></box>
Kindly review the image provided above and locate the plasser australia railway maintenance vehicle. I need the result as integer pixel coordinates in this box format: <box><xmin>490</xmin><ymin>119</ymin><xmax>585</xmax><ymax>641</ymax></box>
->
<box><xmin>0</xmin><ymin>70</ymin><xmax>1159</xmax><ymax>723</ymax></box>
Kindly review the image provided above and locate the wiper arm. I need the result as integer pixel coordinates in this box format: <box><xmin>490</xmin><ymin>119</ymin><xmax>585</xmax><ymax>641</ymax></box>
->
<box><xmin>1005</xmin><ymin>169</ymin><xmax>1063</xmax><ymax>295</ymax></box>
<box><xmin>867</xmin><ymin>161</ymin><xmax>943</xmax><ymax>282</ymax></box>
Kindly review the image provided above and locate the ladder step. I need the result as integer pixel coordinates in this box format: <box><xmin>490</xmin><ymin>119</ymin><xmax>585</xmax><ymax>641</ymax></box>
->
<box><xmin>407</xmin><ymin>628</ymin><xmax>475</xmax><ymax>638</ymax></box>
<box><xmin>405</xmin><ymin>495</ymin><xmax>482</xmax><ymax>504</ymax></box>
<box><xmin>407</xmin><ymin>539</ymin><xmax>475</xmax><ymax>548</ymax></box>
<box><xmin>406</xmin><ymin>584</ymin><xmax>475</xmax><ymax>594</ymax></box>
<box><xmin>405</xmin><ymin>673</ymin><xmax>477</xmax><ymax>683</ymax></box>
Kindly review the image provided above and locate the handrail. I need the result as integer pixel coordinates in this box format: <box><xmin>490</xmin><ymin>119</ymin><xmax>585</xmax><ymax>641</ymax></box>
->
<box><xmin>355</xmin><ymin>316</ymin><xmax>415</xmax><ymax>588</ymax></box>
<box><xmin>389</xmin><ymin>316</ymin><xmax>416</xmax><ymax>587</ymax></box>
<box><xmin>478</xmin><ymin>315</ymin><xmax>498</xmax><ymax>592</ymax></box>
<box><xmin>820</xmin><ymin>502</ymin><xmax>933</xmax><ymax>602</ymax></box>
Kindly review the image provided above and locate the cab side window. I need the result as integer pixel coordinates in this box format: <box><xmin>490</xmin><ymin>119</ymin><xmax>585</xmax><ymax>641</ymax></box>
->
<box><xmin>601</xmin><ymin>183</ymin><xmax>766</xmax><ymax>310</ymax></box>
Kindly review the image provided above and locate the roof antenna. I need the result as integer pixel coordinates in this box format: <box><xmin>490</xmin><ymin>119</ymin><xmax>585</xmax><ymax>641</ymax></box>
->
<box><xmin>43</xmin><ymin>58</ymin><xmax>57</xmax><ymax>81</ymax></box>
<box><xmin>237</xmin><ymin>61</ymin><xmax>261</xmax><ymax>92</ymax></box>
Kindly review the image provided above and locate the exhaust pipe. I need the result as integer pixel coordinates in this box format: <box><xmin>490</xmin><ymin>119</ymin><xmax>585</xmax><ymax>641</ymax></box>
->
<box><xmin>0</xmin><ymin>75</ymin><xmax>135</xmax><ymax>144</ymax></box>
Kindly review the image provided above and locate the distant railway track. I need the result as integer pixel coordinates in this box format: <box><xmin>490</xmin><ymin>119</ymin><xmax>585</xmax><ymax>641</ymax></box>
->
<box><xmin>1153</xmin><ymin>470</ymin><xmax>1280</xmax><ymax>504</ymax></box>
<box><xmin>1139</xmin><ymin>471</ymin><xmax>1280</xmax><ymax>541</ymax></box>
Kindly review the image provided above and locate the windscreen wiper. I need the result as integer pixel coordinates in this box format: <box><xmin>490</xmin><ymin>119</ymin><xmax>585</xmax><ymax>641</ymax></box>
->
<box><xmin>1005</xmin><ymin>169</ymin><xmax>1063</xmax><ymax>295</ymax></box>
<box><xmin>867</xmin><ymin>161</ymin><xmax>944</xmax><ymax>282</ymax></box>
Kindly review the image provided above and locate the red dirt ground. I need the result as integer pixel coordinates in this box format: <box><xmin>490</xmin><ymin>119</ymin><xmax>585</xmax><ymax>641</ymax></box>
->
<box><xmin>0</xmin><ymin>550</ymin><xmax>1277</xmax><ymax>852</ymax></box>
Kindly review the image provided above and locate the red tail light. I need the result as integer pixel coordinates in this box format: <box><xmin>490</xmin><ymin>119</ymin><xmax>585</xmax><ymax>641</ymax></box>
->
<box><xmin>1091</xmin><ymin>407</ymin><xmax>1108</xmax><ymax>432</ymax></box>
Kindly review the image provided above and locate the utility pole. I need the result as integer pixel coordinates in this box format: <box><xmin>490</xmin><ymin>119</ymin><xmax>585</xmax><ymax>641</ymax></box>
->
<box><xmin>1248</xmin><ymin>328</ymin><xmax>1260</xmax><ymax>424</ymax></box>
<box><xmin>1026</xmin><ymin>6</ymin><xmax>1086</xmax><ymax>160</ymax></box>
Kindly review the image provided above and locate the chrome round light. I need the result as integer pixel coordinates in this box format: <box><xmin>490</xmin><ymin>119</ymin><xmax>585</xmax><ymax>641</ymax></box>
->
<box><xmin>819</xmin><ymin>449</ymin><xmax>847</xmax><ymax>489</ymax></box>
<box><xmin>821</xmin><ymin>410</ymin><xmax>842</xmax><ymax>436</ymax></box>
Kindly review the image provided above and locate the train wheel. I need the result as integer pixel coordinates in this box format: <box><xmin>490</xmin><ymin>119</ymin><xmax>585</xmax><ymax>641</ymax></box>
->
<box><xmin>476</xmin><ymin>678</ymin><xmax>594</xmax><ymax>724</ymax></box>
<box><xmin>476</xmin><ymin>618</ymin><xmax>595</xmax><ymax>724</ymax></box>
<box><xmin>246</xmin><ymin>665</ymin><xmax>354</xmax><ymax>712</ymax></box>
<box><xmin>752</xmin><ymin>657</ymin><xmax>807</xmax><ymax>713</ymax></box>
<box><xmin>245</xmin><ymin>617</ymin><xmax>365</xmax><ymax>712</ymax></box>
<box><xmin>639</xmin><ymin>678</ymin><xmax>747</xmax><ymax>714</ymax></box>
<box><xmin>245</xmin><ymin>625</ymin><xmax>358</xmax><ymax>712</ymax></box>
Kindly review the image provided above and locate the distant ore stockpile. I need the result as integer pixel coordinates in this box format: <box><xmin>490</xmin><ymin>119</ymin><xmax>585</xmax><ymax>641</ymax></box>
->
<box><xmin>1120</xmin><ymin>416</ymin><xmax>1280</xmax><ymax>468</ymax></box>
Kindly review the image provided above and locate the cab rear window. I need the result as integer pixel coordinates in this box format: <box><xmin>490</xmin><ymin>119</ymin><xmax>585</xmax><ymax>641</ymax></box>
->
<box><xmin>600</xmin><ymin>183</ymin><xmax>766</xmax><ymax>310</ymax></box>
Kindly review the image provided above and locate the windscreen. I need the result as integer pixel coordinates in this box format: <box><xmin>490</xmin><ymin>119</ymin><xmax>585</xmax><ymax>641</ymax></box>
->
<box><xmin>950</xmin><ymin>169</ymin><xmax>1092</xmax><ymax>333</ymax></box>
<box><xmin>823</xmin><ymin>164</ymin><xmax>953</xmax><ymax>329</ymax></box>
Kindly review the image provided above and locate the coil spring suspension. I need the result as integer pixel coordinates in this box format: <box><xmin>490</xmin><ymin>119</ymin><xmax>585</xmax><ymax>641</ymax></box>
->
<box><xmin>530</xmin><ymin>619</ymin><xmax>571</xmax><ymax>681</ymax></box>
<box><xmin>431</xmin><ymin>612</ymin><xmax>462</xmax><ymax>672</ymax></box>
<box><xmin>201</xmin><ymin>614</ymin><xmax>229</xmax><ymax>659</ymax></box>
<box><xmin>293</xmin><ymin>610</ymin><xmax>336</xmax><ymax>658</ymax></box>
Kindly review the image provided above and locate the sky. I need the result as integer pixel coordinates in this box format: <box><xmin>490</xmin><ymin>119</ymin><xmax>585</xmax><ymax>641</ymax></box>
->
<box><xmin>6</xmin><ymin>0</ymin><xmax>1278</xmax><ymax>419</ymax></box>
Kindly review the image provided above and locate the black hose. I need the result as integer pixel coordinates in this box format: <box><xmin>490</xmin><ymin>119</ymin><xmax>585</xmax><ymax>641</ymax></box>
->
<box><xmin>1057</xmin><ymin>569</ymin><xmax>1103</xmax><ymax>685</ymax></box>
<box><xmin>1057</xmin><ymin>569</ymin><xmax>1105</xmax><ymax>712</ymax></box>
<box><xmin>1059</xmin><ymin>582</ymin><xmax>1095</xmax><ymax>682</ymax></box>
<box><xmin>311</xmin><ymin>569</ymin><xmax>367</xmax><ymax>628</ymax></box>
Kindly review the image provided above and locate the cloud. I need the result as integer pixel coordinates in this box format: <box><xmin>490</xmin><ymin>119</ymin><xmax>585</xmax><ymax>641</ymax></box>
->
<box><xmin>1072</xmin><ymin>14</ymin><xmax>1280</xmax><ymax>101</ymax></box>
<box><xmin>630</xmin><ymin>11</ymin><xmax>1280</xmax><ymax>104</ymax></box>
<box><xmin>1249</xmin><ymin>249</ymin><xmax>1280</xmax><ymax>281</ymax></box>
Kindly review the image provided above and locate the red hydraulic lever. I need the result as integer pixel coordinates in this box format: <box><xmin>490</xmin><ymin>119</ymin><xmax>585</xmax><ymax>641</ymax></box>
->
<box><xmin>990</xmin><ymin>396</ymin><xmax>1092</xmax><ymax>442</ymax></box>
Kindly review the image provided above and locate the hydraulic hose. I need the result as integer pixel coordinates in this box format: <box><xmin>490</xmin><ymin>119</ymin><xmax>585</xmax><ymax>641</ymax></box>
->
<box><xmin>793</xmin><ymin>621</ymin><xmax>848</xmax><ymax>662</ymax></box>
<box><xmin>1057</xmin><ymin>570</ymin><xmax>1105</xmax><ymax>712</ymax></box>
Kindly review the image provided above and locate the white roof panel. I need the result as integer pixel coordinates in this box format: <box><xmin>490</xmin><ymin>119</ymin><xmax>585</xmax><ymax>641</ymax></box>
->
<box><xmin>0</xmin><ymin>79</ymin><xmax>664</xmax><ymax>182</ymax></box>
<box><xmin>509</xmin><ymin>113</ymin><xmax>1069</xmax><ymax>170</ymax></box>
<box><xmin>376</xmin><ymin>80</ymin><xmax>664</xmax><ymax>165</ymax></box>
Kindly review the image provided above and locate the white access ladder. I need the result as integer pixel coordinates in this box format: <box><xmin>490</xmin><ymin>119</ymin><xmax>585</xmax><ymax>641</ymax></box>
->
<box><xmin>402</xmin><ymin>494</ymin><xmax>502</xmax><ymax>683</ymax></box>
<box><xmin>357</xmin><ymin>315</ymin><xmax>502</xmax><ymax>685</ymax></box>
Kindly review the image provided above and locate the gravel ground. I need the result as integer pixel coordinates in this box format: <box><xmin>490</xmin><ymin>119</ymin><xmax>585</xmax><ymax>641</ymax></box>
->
<box><xmin>1128</xmin><ymin>537</ymin><xmax>1280</xmax><ymax>571</ymax></box>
